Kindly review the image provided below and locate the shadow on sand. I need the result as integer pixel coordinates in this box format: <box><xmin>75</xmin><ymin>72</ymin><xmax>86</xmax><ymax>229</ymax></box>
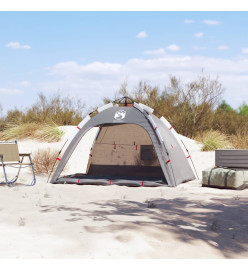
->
<box><xmin>40</xmin><ymin>195</ymin><xmax>248</xmax><ymax>258</ymax></box>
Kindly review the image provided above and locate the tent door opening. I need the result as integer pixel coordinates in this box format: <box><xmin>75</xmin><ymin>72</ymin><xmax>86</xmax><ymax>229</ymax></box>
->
<box><xmin>85</xmin><ymin>123</ymin><xmax>165</xmax><ymax>181</ymax></box>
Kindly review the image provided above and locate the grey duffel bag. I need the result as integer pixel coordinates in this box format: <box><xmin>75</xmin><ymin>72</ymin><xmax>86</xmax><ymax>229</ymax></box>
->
<box><xmin>202</xmin><ymin>167</ymin><xmax>248</xmax><ymax>190</ymax></box>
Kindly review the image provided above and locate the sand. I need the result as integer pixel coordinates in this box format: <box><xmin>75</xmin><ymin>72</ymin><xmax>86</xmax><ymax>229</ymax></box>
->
<box><xmin>0</xmin><ymin>126</ymin><xmax>247</xmax><ymax>259</ymax></box>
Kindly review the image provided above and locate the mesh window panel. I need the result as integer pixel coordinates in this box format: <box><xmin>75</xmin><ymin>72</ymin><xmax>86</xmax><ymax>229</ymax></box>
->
<box><xmin>140</xmin><ymin>145</ymin><xmax>154</xmax><ymax>161</ymax></box>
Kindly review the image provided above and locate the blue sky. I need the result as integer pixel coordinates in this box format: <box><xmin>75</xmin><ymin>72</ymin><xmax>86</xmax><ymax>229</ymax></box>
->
<box><xmin>0</xmin><ymin>11</ymin><xmax>248</xmax><ymax>113</ymax></box>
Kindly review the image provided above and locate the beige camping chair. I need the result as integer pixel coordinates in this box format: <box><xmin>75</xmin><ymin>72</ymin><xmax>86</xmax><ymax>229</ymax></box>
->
<box><xmin>0</xmin><ymin>140</ymin><xmax>36</xmax><ymax>186</ymax></box>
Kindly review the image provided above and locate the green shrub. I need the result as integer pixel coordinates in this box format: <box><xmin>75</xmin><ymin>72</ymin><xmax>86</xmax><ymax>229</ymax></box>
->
<box><xmin>23</xmin><ymin>93</ymin><xmax>85</xmax><ymax>125</ymax></box>
<box><xmin>105</xmin><ymin>75</ymin><xmax>224</xmax><ymax>138</ymax></box>
<box><xmin>238</xmin><ymin>102</ymin><xmax>248</xmax><ymax>115</ymax></box>
<box><xmin>3</xmin><ymin>93</ymin><xmax>85</xmax><ymax>126</ymax></box>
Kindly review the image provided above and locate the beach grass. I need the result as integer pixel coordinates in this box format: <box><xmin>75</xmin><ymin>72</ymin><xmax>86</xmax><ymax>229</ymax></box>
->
<box><xmin>0</xmin><ymin>122</ymin><xmax>63</xmax><ymax>142</ymax></box>
<box><xmin>196</xmin><ymin>130</ymin><xmax>232</xmax><ymax>151</ymax></box>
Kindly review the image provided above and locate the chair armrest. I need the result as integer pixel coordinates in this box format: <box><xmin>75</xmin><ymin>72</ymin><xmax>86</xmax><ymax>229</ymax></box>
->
<box><xmin>19</xmin><ymin>153</ymin><xmax>31</xmax><ymax>157</ymax></box>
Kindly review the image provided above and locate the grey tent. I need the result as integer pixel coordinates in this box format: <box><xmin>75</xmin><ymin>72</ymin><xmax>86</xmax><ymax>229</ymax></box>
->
<box><xmin>50</xmin><ymin>97</ymin><xmax>195</xmax><ymax>187</ymax></box>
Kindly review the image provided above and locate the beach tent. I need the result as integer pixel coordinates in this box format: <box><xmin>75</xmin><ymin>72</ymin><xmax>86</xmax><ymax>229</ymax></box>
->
<box><xmin>50</xmin><ymin>97</ymin><xmax>195</xmax><ymax>187</ymax></box>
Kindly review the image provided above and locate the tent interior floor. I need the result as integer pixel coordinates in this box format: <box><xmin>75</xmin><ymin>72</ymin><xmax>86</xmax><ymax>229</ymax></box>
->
<box><xmin>55</xmin><ymin>174</ymin><xmax>166</xmax><ymax>187</ymax></box>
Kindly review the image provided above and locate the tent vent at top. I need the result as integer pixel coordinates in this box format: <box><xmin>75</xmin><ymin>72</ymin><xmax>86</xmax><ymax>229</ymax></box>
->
<box><xmin>50</xmin><ymin>97</ymin><xmax>195</xmax><ymax>187</ymax></box>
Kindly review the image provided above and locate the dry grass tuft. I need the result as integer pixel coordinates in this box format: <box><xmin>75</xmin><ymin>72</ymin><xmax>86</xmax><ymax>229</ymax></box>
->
<box><xmin>18</xmin><ymin>217</ymin><xmax>26</xmax><ymax>226</ymax></box>
<box><xmin>231</xmin><ymin>132</ymin><xmax>248</xmax><ymax>149</ymax></box>
<box><xmin>0</xmin><ymin>122</ymin><xmax>63</xmax><ymax>142</ymax></box>
<box><xmin>195</xmin><ymin>130</ymin><xmax>232</xmax><ymax>151</ymax></box>
<box><xmin>32</xmin><ymin>148</ymin><xmax>60</xmax><ymax>175</ymax></box>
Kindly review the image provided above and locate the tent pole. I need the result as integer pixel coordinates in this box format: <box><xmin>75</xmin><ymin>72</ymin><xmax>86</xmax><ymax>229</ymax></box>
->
<box><xmin>180</xmin><ymin>139</ymin><xmax>199</xmax><ymax>180</ymax></box>
<box><xmin>47</xmin><ymin>139</ymin><xmax>68</xmax><ymax>183</ymax></box>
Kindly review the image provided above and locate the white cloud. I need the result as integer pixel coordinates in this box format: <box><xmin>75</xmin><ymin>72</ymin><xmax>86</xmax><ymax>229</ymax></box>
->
<box><xmin>217</xmin><ymin>45</ymin><xmax>229</xmax><ymax>50</ymax></box>
<box><xmin>184</xmin><ymin>19</ymin><xmax>194</xmax><ymax>24</ymax></box>
<box><xmin>0</xmin><ymin>88</ymin><xmax>23</xmax><ymax>95</ymax></box>
<box><xmin>144</xmin><ymin>48</ymin><xmax>166</xmax><ymax>55</ymax></box>
<box><xmin>41</xmin><ymin>55</ymin><xmax>248</xmax><ymax>108</ymax></box>
<box><xmin>5</xmin><ymin>42</ymin><xmax>31</xmax><ymax>49</ymax></box>
<box><xmin>202</xmin><ymin>20</ymin><xmax>220</xmax><ymax>25</ymax></box>
<box><xmin>194</xmin><ymin>32</ymin><xmax>204</xmax><ymax>38</ymax></box>
<box><xmin>136</xmin><ymin>31</ymin><xmax>147</xmax><ymax>38</ymax></box>
<box><xmin>51</xmin><ymin>61</ymin><xmax>122</xmax><ymax>77</ymax></box>
<box><xmin>166</xmin><ymin>44</ymin><xmax>180</xmax><ymax>51</ymax></box>
<box><xmin>19</xmin><ymin>80</ymin><xmax>31</xmax><ymax>86</ymax></box>
<box><xmin>192</xmin><ymin>45</ymin><xmax>207</xmax><ymax>51</ymax></box>
<box><xmin>242</xmin><ymin>48</ymin><xmax>248</xmax><ymax>54</ymax></box>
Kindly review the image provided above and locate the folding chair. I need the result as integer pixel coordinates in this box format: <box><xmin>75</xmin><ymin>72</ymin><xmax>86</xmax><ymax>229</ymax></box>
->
<box><xmin>0</xmin><ymin>140</ymin><xmax>36</xmax><ymax>186</ymax></box>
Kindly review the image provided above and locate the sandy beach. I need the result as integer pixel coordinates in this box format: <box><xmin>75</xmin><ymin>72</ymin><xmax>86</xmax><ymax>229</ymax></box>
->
<box><xmin>0</xmin><ymin>126</ymin><xmax>247</xmax><ymax>259</ymax></box>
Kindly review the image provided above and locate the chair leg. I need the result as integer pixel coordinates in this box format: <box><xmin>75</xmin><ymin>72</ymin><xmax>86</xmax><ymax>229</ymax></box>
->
<box><xmin>25</xmin><ymin>155</ymin><xmax>36</xmax><ymax>186</ymax></box>
<box><xmin>0</xmin><ymin>155</ymin><xmax>7</xmax><ymax>184</ymax></box>
<box><xmin>15</xmin><ymin>156</ymin><xmax>24</xmax><ymax>182</ymax></box>
<box><xmin>1</xmin><ymin>155</ymin><xmax>8</xmax><ymax>184</ymax></box>
<box><xmin>0</xmin><ymin>155</ymin><xmax>17</xmax><ymax>185</ymax></box>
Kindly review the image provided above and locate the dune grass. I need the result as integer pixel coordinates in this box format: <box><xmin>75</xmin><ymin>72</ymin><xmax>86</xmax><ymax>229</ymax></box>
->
<box><xmin>0</xmin><ymin>122</ymin><xmax>64</xmax><ymax>142</ymax></box>
<box><xmin>195</xmin><ymin>130</ymin><xmax>232</xmax><ymax>151</ymax></box>
<box><xmin>35</xmin><ymin>124</ymin><xmax>64</xmax><ymax>142</ymax></box>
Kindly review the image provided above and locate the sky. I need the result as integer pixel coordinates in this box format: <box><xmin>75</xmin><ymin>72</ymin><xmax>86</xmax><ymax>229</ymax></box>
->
<box><xmin>0</xmin><ymin>11</ymin><xmax>248</xmax><ymax>113</ymax></box>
